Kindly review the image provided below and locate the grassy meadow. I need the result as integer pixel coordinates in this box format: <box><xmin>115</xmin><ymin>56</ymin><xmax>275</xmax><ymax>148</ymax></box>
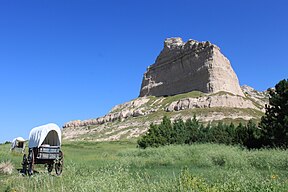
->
<box><xmin>1</xmin><ymin>140</ymin><xmax>288</xmax><ymax>191</ymax></box>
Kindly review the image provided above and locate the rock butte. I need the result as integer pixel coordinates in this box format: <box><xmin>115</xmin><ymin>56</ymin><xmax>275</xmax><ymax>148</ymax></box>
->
<box><xmin>62</xmin><ymin>38</ymin><xmax>268</xmax><ymax>138</ymax></box>
<box><xmin>139</xmin><ymin>37</ymin><xmax>244</xmax><ymax>97</ymax></box>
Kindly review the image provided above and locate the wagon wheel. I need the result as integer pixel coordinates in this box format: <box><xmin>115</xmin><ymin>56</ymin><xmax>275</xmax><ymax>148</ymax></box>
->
<box><xmin>55</xmin><ymin>150</ymin><xmax>63</xmax><ymax>176</ymax></box>
<box><xmin>21</xmin><ymin>154</ymin><xmax>28</xmax><ymax>175</ymax></box>
<box><xmin>47</xmin><ymin>163</ymin><xmax>54</xmax><ymax>173</ymax></box>
<box><xmin>27</xmin><ymin>149</ymin><xmax>34</xmax><ymax>176</ymax></box>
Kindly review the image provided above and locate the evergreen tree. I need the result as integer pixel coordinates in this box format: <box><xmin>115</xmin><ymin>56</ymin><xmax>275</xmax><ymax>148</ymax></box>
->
<box><xmin>185</xmin><ymin>115</ymin><xmax>200</xmax><ymax>144</ymax></box>
<box><xmin>197</xmin><ymin>124</ymin><xmax>207</xmax><ymax>143</ymax></box>
<box><xmin>259</xmin><ymin>79</ymin><xmax>288</xmax><ymax>147</ymax></box>
<box><xmin>137</xmin><ymin>123</ymin><xmax>163</xmax><ymax>148</ymax></box>
<box><xmin>209</xmin><ymin>122</ymin><xmax>229</xmax><ymax>144</ymax></box>
<box><xmin>200</xmin><ymin>122</ymin><xmax>212</xmax><ymax>143</ymax></box>
<box><xmin>225</xmin><ymin>123</ymin><xmax>236</xmax><ymax>145</ymax></box>
<box><xmin>235</xmin><ymin>122</ymin><xmax>247</xmax><ymax>146</ymax></box>
<box><xmin>158</xmin><ymin>116</ymin><xmax>172</xmax><ymax>145</ymax></box>
<box><xmin>137</xmin><ymin>116</ymin><xmax>174</xmax><ymax>148</ymax></box>
<box><xmin>245</xmin><ymin>120</ymin><xmax>261</xmax><ymax>149</ymax></box>
<box><xmin>172</xmin><ymin>118</ymin><xmax>186</xmax><ymax>144</ymax></box>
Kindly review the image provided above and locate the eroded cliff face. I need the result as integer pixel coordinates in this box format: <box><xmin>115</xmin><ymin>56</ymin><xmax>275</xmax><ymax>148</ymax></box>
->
<box><xmin>139</xmin><ymin>37</ymin><xmax>244</xmax><ymax>97</ymax></box>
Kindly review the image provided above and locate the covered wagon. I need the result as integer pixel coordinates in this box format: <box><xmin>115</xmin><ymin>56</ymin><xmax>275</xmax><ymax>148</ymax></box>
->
<box><xmin>10</xmin><ymin>137</ymin><xmax>26</xmax><ymax>153</ymax></box>
<box><xmin>22</xmin><ymin>123</ymin><xmax>63</xmax><ymax>175</ymax></box>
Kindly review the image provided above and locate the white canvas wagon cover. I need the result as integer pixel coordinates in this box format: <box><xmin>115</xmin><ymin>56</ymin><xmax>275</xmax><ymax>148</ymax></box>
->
<box><xmin>28</xmin><ymin>123</ymin><xmax>62</xmax><ymax>148</ymax></box>
<box><xmin>11</xmin><ymin>137</ymin><xmax>26</xmax><ymax>149</ymax></box>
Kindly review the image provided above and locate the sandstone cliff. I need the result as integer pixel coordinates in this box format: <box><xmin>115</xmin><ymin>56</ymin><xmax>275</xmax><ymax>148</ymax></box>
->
<box><xmin>139</xmin><ymin>37</ymin><xmax>244</xmax><ymax>97</ymax></box>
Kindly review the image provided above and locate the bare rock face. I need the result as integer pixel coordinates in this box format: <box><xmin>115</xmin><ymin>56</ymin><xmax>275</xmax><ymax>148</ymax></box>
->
<box><xmin>63</xmin><ymin>97</ymin><xmax>153</xmax><ymax>128</ymax></box>
<box><xmin>166</xmin><ymin>94</ymin><xmax>258</xmax><ymax>112</ymax></box>
<box><xmin>241</xmin><ymin>85</ymin><xmax>269</xmax><ymax>112</ymax></box>
<box><xmin>139</xmin><ymin>37</ymin><xmax>244</xmax><ymax>97</ymax></box>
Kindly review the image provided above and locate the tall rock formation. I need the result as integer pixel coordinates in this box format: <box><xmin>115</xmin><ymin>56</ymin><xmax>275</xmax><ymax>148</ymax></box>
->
<box><xmin>62</xmin><ymin>37</ymin><xmax>269</xmax><ymax>141</ymax></box>
<box><xmin>139</xmin><ymin>37</ymin><xmax>244</xmax><ymax>97</ymax></box>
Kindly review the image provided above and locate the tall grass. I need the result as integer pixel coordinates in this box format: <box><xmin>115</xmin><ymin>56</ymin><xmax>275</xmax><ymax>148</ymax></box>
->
<box><xmin>1</xmin><ymin>142</ymin><xmax>288</xmax><ymax>191</ymax></box>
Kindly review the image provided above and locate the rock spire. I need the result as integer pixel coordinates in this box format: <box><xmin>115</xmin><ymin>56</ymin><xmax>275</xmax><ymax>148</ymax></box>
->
<box><xmin>139</xmin><ymin>37</ymin><xmax>244</xmax><ymax>97</ymax></box>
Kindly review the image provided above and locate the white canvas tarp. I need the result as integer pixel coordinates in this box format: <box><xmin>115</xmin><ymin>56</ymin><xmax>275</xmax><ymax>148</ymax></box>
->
<box><xmin>28</xmin><ymin>123</ymin><xmax>62</xmax><ymax>148</ymax></box>
<box><xmin>11</xmin><ymin>137</ymin><xmax>26</xmax><ymax>150</ymax></box>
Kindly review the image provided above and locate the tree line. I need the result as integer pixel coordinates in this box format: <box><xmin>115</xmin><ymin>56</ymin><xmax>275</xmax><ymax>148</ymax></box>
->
<box><xmin>138</xmin><ymin>79</ymin><xmax>288</xmax><ymax>149</ymax></box>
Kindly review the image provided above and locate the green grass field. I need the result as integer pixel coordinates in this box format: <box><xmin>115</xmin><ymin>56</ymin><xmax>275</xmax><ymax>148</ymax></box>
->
<box><xmin>1</xmin><ymin>141</ymin><xmax>288</xmax><ymax>191</ymax></box>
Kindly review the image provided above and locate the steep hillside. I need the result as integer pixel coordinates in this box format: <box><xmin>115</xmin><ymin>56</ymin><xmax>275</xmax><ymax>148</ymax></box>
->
<box><xmin>63</xmin><ymin>87</ymin><xmax>267</xmax><ymax>141</ymax></box>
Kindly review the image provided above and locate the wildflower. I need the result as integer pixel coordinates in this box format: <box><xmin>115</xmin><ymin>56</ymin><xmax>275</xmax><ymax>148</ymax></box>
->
<box><xmin>271</xmin><ymin>175</ymin><xmax>278</xmax><ymax>180</ymax></box>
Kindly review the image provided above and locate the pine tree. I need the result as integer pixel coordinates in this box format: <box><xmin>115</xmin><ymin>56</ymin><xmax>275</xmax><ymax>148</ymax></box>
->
<box><xmin>209</xmin><ymin>122</ymin><xmax>229</xmax><ymax>144</ymax></box>
<box><xmin>235</xmin><ymin>122</ymin><xmax>247</xmax><ymax>146</ymax></box>
<box><xmin>172</xmin><ymin>118</ymin><xmax>186</xmax><ymax>144</ymax></box>
<box><xmin>245</xmin><ymin>120</ymin><xmax>261</xmax><ymax>149</ymax></box>
<box><xmin>185</xmin><ymin>115</ymin><xmax>200</xmax><ymax>144</ymax></box>
<box><xmin>225</xmin><ymin>122</ymin><xmax>236</xmax><ymax>145</ymax></box>
<box><xmin>259</xmin><ymin>79</ymin><xmax>288</xmax><ymax>147</ymax></box>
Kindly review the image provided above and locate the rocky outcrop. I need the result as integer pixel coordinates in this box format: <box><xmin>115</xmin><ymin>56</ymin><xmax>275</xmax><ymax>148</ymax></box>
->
<box><xmin>241</xmin><ymin>85</ymin><xmax>269</xmax><ymax>111</ymax></box>
<box><xmin>139</xmin><ymin>37</ymin><xmax>244</xmax><ymax>97</ymax></box>
<box><xmin>63</xmin><ymin>97</ymin><xmax>152</xmax><ymax>128</ymax></box>
<box><xmin>63</xmin><ymin>88</ymin><xmax>268</xmax><ymax>140</ymax></box>
<box><xmin>63</xmin><ymin>90</ymin><xmax>267</xmax><ymax>129</ymax></box>
<box><xmin>166</xmin><ymin>94</ymin><xmax>257</xmax><ymax>112</ymax></box>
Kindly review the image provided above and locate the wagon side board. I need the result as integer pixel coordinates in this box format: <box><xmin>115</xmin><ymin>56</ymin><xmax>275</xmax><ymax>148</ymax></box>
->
<box><xmin>31</xmin><ymin>146</ymin><xmax>61</xmax><ymax>164</ymax></box>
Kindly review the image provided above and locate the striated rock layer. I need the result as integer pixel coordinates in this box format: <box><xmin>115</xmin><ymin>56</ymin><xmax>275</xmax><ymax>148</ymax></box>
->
<box><xmin>139</xmin><ymin>37</ymin><xmax>244</xmax><ymax>97</ymax></box>
<box><xmin>63</xmin><ymin>88</ymin><xmax>267</xmax><ymax>129</ymax></box>
<box><xmin>166</xmin><ymin>94</ymin><xmax>258</xmax><ymax>112</ymax></box>
<box><xmin>62</xmin><ymin>88</ymin><xmax>268</xmax><ymax>140</ymax></box>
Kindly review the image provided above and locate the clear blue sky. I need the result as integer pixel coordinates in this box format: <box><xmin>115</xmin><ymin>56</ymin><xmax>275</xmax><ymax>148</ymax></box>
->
<box><xmin>0</xmin><ymin>0</ymin><xmax>287</xmax><ymax>143</ymax></box>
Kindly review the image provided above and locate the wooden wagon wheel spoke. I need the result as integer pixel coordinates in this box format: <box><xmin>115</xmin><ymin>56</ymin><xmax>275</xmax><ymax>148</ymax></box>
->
<box><xmin>55</xmin><ymin>150</ymin><xmax>63</xmax><ymax>176</ymax></box>
<box><xmin>47</xmin><ymin>163</ymin><xmax>54</xmax><ymax>173</ymax></box>
<box><xmin>21</xmin><ymin>154</ymin><xmax>28</xmax><ymax>175</ymax></box>
<box><xmin>28</xmin><ymin>149</ymin><xmax>34</xmax><ymax>176</ymax></box>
